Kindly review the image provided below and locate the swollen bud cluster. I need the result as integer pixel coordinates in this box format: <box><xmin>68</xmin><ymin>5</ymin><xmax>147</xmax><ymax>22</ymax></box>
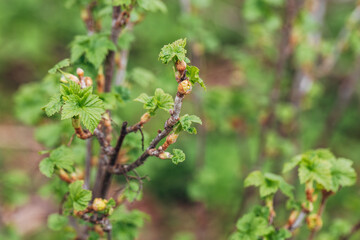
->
<box><xmin>60</xmin><ymin>68</ymin><xmax>93</xmax><ymax>89</ymax></box>
<box><xmin>92</xmin><ymin>198</ymin><xmax>108</xmax><ymax>211</ymax></box>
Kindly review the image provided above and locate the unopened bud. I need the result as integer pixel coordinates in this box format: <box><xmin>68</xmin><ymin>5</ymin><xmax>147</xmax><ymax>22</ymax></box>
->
<box><xmin>159</xmin><ymin>152</ymin><xmax>172</xmax><ymax>159</ymax></box>
<box><xmin>64</xmin><ymin>73</ymin><xmax>80</xmax><ymax>84</ymax></box>
<box><xmin>178</xmin><ymin>80</ymin><xmax>192</xmax><ymax>95</ymax></box>
<box><xmin>92</xmin><ymin>198</ymin><xmax>107</xmax><ymax>211</ymax></box>
<box><xmin>60</xmin><ymin>76</ymin><xmax>68</xmax><ymax>83</ymax></box>
<box><xmin>77</xmin><ymin>68</ymin><xmax>84</xmax><ymax>78</ymax></box>
<box><xmin>306</xmin><ymin>214</ymin><xmax>322</xmax><ymax>230</ymax></box>
<box><xmin>140</xmin><ymin>112</ymin><xmax>151</xmax><ymax>124</ymax></box>
<box><xmin>166</xmin><ymin>134</ymin><xmax>178</xmax><ymax>145</ymax></box>
<box><xmin>84</xmin><ymin>76</ymin><xmax>93</xmax><ymax>87</ymax></box>
<box><xmin>176</xmin><ymin>60</ymin><xmax>187</xmax><ymax>73</ymax></box>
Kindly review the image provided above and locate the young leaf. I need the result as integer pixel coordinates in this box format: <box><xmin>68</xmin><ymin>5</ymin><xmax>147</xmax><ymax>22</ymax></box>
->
<box><xmin>43</xmin><ymin>94</ymin><xmax>63</xmax><ymax>117</ymax></box>
<box><xmin>138</xmin><ymin>0</ymin><xmax>167</xmax><ymax>13</ymax></box>
<box><xmin>171</xmin><ymin>149</ymin><xmax>185</xmax><ymax>164</ymax></box>
<box><xmin>134</xmin><ymin>89</ymin><xmax>173</xmax><ymax>115</ymax></box>
<box><xmin>67</xmin><ymin>180</ymin><xmax>92</xmax><ymax>211</ymax></box>
<box><xmin>48</xmin><ymin>59</ymin><xmax>70</xmax><ymax>74</ymax></box>
<box><xmin>159</xmin><ymin>39</ymin><xmax>187</xmax><ymax>64</ymax></box>
<box><xmin>39</xmin><ymin>145</ymin><xmax>75</xmax><ymax>177</ymax></box>
<box><xmin>39</xmin><ymin>157</ymin><xmax>55</xmax><ymax>178</ymax></box>
<box><xmin>154</xmin><ymin>88</ymin><xmax>173</xmax><ymax>111</ymax></box>
<box><xmin>330</xmin><ymin>158</ymin><xmax>357</xmax><ymax>191</ymax></box>
<box><xmin>244</xmin><ymin>171</ymin><xmax>264</xmax><ymax>187</ymax></box>
<box><xmin>186</xmin><ymin>65</ymin><xmax>206</xmax><ymax>90</ymax></box>
<box><xmin>113</xmin><ymin>0</ymin><xmax>131</xmax><ymax>6</ymax></box>
<box><xmin>71</xmin><ymin>34</ymin><xmax>116</xmax><ymax>68</ymax></box>
<box><xmin>234</xmin><ymin>211</ymin><xmax>274</xmax><ymax>239</ymax></box>
<box><xmin>62</xmin><ymin>93</ymin><xmax>105</xmax><ymax>132</ymax></box>
<box><xmin>48</xmin><ymin>213</ymin><xmax>68</xmax><ymax>231</ymax></box>
<box><xmin>175</xmin><ymin>114</ymin><xmax>202</xmax><ymax>134</ymax></box>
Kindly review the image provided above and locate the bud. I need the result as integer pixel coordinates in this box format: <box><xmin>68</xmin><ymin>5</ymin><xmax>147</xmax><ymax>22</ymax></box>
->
<box><xmin>159</xmin><ymin>152</ymin><xmax>172</xmax><ymax>159</ymax></box>
<box><xmin>166</xmin><ymin>134</ymin><xmax>178</xmax><ymax>145</ymax></box>
<box><xmin>306</xmin><ymin>214</ymin><xmax>322</xmax><ymax>230</ymax></box>
<box><xmin>60</xmin><ymin>76</ymin><xmax>68</xmax><ymax>83</ymax></box>
<box><xmin>178</xmin><ymin>80</ymin><xmax>192</xmax><ymax>95</ymax></box>
<box><xmin>287</xmin><ymin>211</ymin><xmax>299</xmax><ymax>226</ymax></box>
<box><xmin>176</xmin><ymin>60</ymin><xmax>187</xmax><ymax>73</ymax></box>
<box><xmin>92</xmin><ymin>198</ymin><xmax>107</xmax><ymax>211</ymax></box>
<box><xmin>84</xmin><ymin>76</ymin><xmax>93</xmax><ymax>87</ymax></box>
<box><xmin>76</xmin><ymin>68</ymin><xmax>84</xmax><ymax>78</ymax></box>
<box><xmin>59</xmin><ymin>169</ymin><xmax>72</xmax><ymax>183</ymax></box>
<box><xmin>140</xmin><ymin>112</ymin><xmax>151</xmax><ymax>124</ymax></box>
<box><xmin>64</xmin><ymin>73</ymin><xmax>80</xmax><ymax>84</ymax></box>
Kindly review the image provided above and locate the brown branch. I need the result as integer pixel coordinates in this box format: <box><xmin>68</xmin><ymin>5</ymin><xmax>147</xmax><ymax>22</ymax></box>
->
<box><xmin>93</xmin><ymin>122</ymin><xmax>128</xmax><ymax>198</ymax></box>
<box><xmin>104</xmin><ymin>7</ymin><xmax>131</xmax><ymax>92</ymax></box>
<box><xmin>84</xmin><ymin>138</ymin><xmax>93</xmax><ymax>190</ymax></box>
<box><xmin>308</xmin><ymin>190</ymin><xmax>333</xmax><ymax>240</ymax></box>
<box><xmin>82</xmin><ymin>1</ymin><xmax>97</xmax><ymax>35</ymax></box>
<box><xmin>110</xmin><ymin>91</ymin><xmax>185</xmax><ymax>175</ymax></box>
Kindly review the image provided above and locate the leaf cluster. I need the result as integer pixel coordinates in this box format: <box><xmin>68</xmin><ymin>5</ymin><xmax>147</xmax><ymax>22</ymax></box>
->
<box><xmin>134</xmin><ymin>88</ymin><xmax>174</xmax><ymax>115</ymax></box>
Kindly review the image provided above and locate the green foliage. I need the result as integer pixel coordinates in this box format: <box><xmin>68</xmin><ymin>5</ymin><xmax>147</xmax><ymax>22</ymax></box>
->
<box><xmin>138</xmin><ymin>0</ymin><xmax>167</xmax><ymax>13</ymax></box>
<box><xmin>47</xmin><ymin>214</ymin><xmax>69</xmax><ymax>231</ymax></box>
<box><xmin>43</xmin><ymin>81</ymin><xmax>105</xmax><ymax>132</ymax></box>
<box><xmin>71</xmin><ymin>34</ymin><xmax>116</xmax><ymax>68</ymax></box>
<box><xmin>48</xmin><ymin>59</ymin><xmax>71</xmax><ymax>74</ymax></box>
<box><xmin>158</xmin><ymin>39</ymin><xmax>188</xmax><ymax>64</ymax></box>
<box><xmin>283</xmin><ymin>149</ymin><xmax>356</xmax><ymax>191</ymax></box>
<box><xmin>113</xmin><ymin>0</ymin><xmax>131</xmax><ymax>7</ymax></box>
<box><xmin>124</xmin><ymin>181</ymin><xmax>142</xmax><ymax>203</ymax></box>
<box><xmin>134</xmin><ymin>88</ymin><xmax>174</xmax><ymax>115</ymax></box>
<box><xmin>128</xmin><ymin>67</ymin><xmax>155</xmax><ymax>87</ymax></box>
<box><xmin>174</xmin><ymin>114</ymin><xmax>202</xmax><ymax>134</ymax></box>
<box><xmin>186</xmin><ymin>65</ymin><xmax>206</xmax><ymax>90</ymax></box>
<box><xmin>230</xmin><ymin>206</ymin><xmax>274</xmax><ymax>240</ymax></box>
<box><xmin>110</xmin><ymin>206</ymin><xmax>149</xmax><ymax>240</ymax></box>
<box><xmin>171</xmin><ymin>149</ymin><xmax>185</xmax><ymax>165</ymax></box>
<box><xmin>64</xmin><ymin>180</ymin><xmax>92</xmax><ymax>211</ymax></box>
<box><xmin>39</xmin><ymin>145</ymin><xmax>75</xmax><ymax>177</ymax></box>
<box><xmin>244</xmin><ymin>171</ymin><xmax>293</xmax><ymax>198</ymax></box>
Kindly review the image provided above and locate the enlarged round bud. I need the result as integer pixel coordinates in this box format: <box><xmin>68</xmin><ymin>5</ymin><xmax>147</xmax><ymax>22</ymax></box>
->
<box><xmin>77</xmin><ymin>68</ymin><xmax>84</xmax><ymax>78</ymax></box>
<box><xmin>140</xmin><ymin>112</ymin><xmax>151</xmax><ymax>124</ymax></box>
<box><xmin>84</xmin><ymin>77</ymin><xmax>93</xmax><ymax>87</ymax></box>
<box><xmin>178</xmin><ymin>80</ymin><xmax>192</xmax><ymax>95</ymax></box>
<box><xmin>166</xmin><ymin>134</ymin><xmax>178</xmax><ymax>145</ymax></box>
<box><xmin>92</xmin><ymin>198</ymin><xmax>107</xmax><ymax>211</ymax></box>
<box><xmin>64</xmin><ymin>73</ymin><xmax>80</xmax><ymax>84</ymax></box>
<box><xmin>159</xmin><ymin>152</ymin><xmax>172</xmax><ymax>159</ymax></box>
<box><xmin>306</xmin><ymin>214</ymin><xmax>322</xmax><ymax>230</ymax></box>
<box><xmin>176</xmin><ymin>60</ymin><xmax>187</xmax><ymax>73</ymax></box>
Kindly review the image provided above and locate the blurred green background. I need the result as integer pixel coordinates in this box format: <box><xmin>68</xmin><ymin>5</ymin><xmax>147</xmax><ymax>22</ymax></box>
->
<box><xmin>1</xmin><ymin>0</ymin><xmax>360</xmax><ymax>239</ymax></box>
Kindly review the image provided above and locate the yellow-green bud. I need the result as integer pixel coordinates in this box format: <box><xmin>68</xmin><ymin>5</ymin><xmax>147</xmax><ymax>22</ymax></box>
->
<box><xmin>92</xmin><ymin>198</ymin><xmax>107</xmax><ymax>211</ymax></box>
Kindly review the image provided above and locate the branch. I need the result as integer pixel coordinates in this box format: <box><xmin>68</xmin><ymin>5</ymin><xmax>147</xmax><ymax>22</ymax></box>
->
<box><xmin>109</xmin><ymin>91</ymin><xmax>185</xmax><ymax>175</ymax></box>
<box><xmin>308</xmin><ymin>190</ymin><xmax>333</xmax><ymax>240</ymax></box>
<box><xmin>84</xmin><ymin>138</ymin><xmax>93</xmax><ymax>190</ymax></box>
<box><xmin>104</xmin><ymin>7</ymin><xmax>131</xmax><ymax>92</ymax></box>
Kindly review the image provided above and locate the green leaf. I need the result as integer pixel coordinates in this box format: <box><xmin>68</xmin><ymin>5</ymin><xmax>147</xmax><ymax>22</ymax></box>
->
<box><xmin>186</xmin><ymin>65</ymin><xmax>206</xmax><ymax>90</ymax></box>
<box><xmin>298</xmin><ymin>156</ymin><xmax>332</xmax><ymax>189</ymax></box>
<box><xmin>39</xmin><ymin>145</ymin><xmax>75</xmax><ymax>177</ymax></box>
<box><xmin>43</xmin><ymin>94</ymin><xmax>63</xmax><ymax>117</ymax></box>
<box><xmin>244</xmin><ymin>171</ymin><xmax>264</xmax><ymax>187</ymax></box>
<box><xmin>283</xmin><ymin>154</ymin><xmax>302</xmax><ymax>173</ymax></box>
<box><xmin>235</xmin><ymin>211</ymin><xmax>274</xmax><ymax>239</ymax></box>
<box><xmin>48</xmin><ymin>214</ymin><xmax>68</xmax><ymax>231</ymax></box>
<box><xmin>67</xmin><ymin>180</ymin><xmax>92</xmax><ymax>211</ymax></box>
<box><xmin>62</xmin><ymin>93</ymin><xmax>105</xmax><ymax>132</ymax></box>
<box><xmin>245</xmin><ymin>172</ymin><xmax>293</xmax><ymax>198</ymax></box>
<box><xmin>175</xmin><ymin>114</ymin><xmax>202</xmax><ymax>134</ymax></box>
<box><xmin>113</xmin><ymin>0</ymin><xmax>131</xmax><ymax>6</ymax></box>
<box><xmin>124</xmin><ymin>181</ymin><xmax>141</xmax><ymax>202</ymax></box>
<box><xmin>159</xmin><ymin>39</ymin><xmax>187</xmax><ymax>64</ymax></box>
<box><xmin>134</xmin><ymin>89</ymin><xmax>173</xmax><ymax>115</ymax></box>
<box><xmin>39</xmin><ymin>158</ymin><xmax>55</xmax><ymax>178</ymax></box>
<box><xmin>138</xmin><ymin>0</ymin><xmax>167</xmax><ymax>13</ymax></box>
<box><xmin>48</xmin><ymin>59</ymin><xmax>70</xmax><ymax>74</ymax></box>
<box><xmin>330</xmin><ymin>158</ymin><xmax>357</xmax><ymax>191</ymax></box>
<box><xmin>154</xmin><ymin>88</ymin><xmax>174</xmax><ymax>111</ymax></box>
<box><xmin>71</xmin><ymin>34</ymin><xmax>116</xmax><ymax>68</ymax></box>
<box><xmin>171</xmin><ymin>149</ymin><xmax>185</xmax><ymax>164</ymax></box>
